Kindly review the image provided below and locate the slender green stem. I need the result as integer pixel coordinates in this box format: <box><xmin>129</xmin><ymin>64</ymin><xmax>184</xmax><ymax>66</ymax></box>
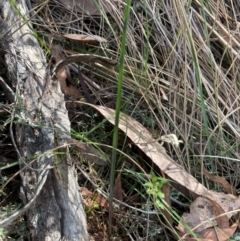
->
<box><xmin>108</xmin><ymin>0</ymin><xmax>132</xmax><ymax>237</ymax></box>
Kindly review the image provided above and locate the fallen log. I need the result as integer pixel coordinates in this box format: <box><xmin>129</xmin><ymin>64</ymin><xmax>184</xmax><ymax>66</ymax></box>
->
<box><xmin>0</xmin><ymin>1</ymin><xmax>88</xmax><ymax>240</ymax></box>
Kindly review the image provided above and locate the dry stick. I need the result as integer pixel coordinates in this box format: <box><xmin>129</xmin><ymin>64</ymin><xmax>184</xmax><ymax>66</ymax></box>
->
<box><xmin>52</xmin><ymin>54</ymin><xmax>117</xmax><ymax>80</ymax></box>
<box><xmin>69</xmin><ymin>64</ymin><xmax>114</xmax><ymax>98</ymax></box>
<box><xmin>1</xmin><ymin>1</ymin><xmax>88</xmax><ymax>239</ymax></box>
<box><xmin>0</xmin><ymin>168</ymin><xmax>49</xmax><ymax>228</ymax></box>
<box><xmin>192</xmin><ymin>8</ymin><xmax>240</xmax><ymax>59</ymax></box>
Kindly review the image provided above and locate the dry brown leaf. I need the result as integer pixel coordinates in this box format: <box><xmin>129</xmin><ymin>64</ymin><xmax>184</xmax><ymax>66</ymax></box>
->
<box><xmin>80</xmin><ymin>187</ymin><xmax>109</xmax><ymax>209</ymax></box>
<box><xmin>85</xmin><ymin>104</ymin><xmax>240</xmax><ymax>216</ymax></box>
<box><xmin>113</xmin><ymin>173</ymin><xmax>123</xmax><ymax>202</ymax></box>
<box><xmin>176</xmin><ymin>227</ymin><xmax>213</xmax><ymax>241</ymax></box>
<box><xmin>203</xmin><ymin>168</ymin><xmax>236</xmax><ymax>195</ymax></box>
<box><xmin>80</xmin><ymin>103</ymin><xmax>240</xmax><ymax>241</ymax></box>
<box><xmin>162</xmin><ymin>181</ymin><xmax>173</xmax><ymax>225</ymax></box>
<box><xmin>91</xmin><ymin>105</ymin><xmax>207</xmax><ymax>194</ymax></box>
<box><xmin>178</xmin><ymin>196</ymin><xmax>239</xmax><ymax>241</ymax></box>
<box><xmin>179</xmin><ymin>225</ymin><xmax>238</xmax><ymax>241</ymax></box>
<box><xmin>52</xmin><ymin>54</ymin><xmax>117</xmax><ymax>76</ymax></box>
<box><xmin>86</xmin><ymin>105</ymin><xmax>210</xmax><ymax>195</ymax></box>
<box><xmin>209</xmin><ymin>192</ymin><xmax>240</xmax><ymax>219</ymax></box>
<box><xmin>179</xmin><ymin>197</ymin><xmax>218</xmax><ymax>233</ymax></box>
<box><xmin>63</xmin><ymin>34</ymin><xmax>107</xmax><ymax>43</ymax></box>
<box><xmin>71</xmin><ymin>139</ymin><xmax>107</xmax><ymax>166</ymax></box>
<box><xmin>178</xmin><ymin>196</ymin><xmax>229</xmax><ymax>234</ymax></box>
<box><xmin>51</xmin><ymin>45</ymin><xmax>82</xmax><ymax>98</ymax></box>
<box><xmin>81</xmin><ymin>187</ymin><xmax>93</xmax><ymax>197</ymax></box>
<box><xmin>205</xmin><ymin>198</ymin><xmax>229</xmax><ymax>229</ymax></box>
<box><xmin>201</xmin><ymin>209</ymin><xmax>240</xmax><ymax>241</ymax></box>
<box><xmin>93</xmin><ymin>193</ymin><xmax>109</xmax><ymax>209</ymax></box>
<box><xmin>55</xmin><ymin>64</ymin><xmax>82</xmax><ymax>98</ymax></box>
<box><xmin>202</xmin><ymin>221</ymin><xmax>238</xmax><ymax>241</ymax></box>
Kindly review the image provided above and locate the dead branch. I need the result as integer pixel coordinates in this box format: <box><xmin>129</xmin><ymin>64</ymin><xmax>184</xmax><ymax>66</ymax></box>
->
<box><xmin>0</xmin><ymin>1</ymin><xmax>88</xmax><ymax>240</ymax></box>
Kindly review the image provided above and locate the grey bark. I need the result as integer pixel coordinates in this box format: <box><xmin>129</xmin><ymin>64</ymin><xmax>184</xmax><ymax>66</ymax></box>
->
<box><xmin>0</xmin><ymin>1</ymin><xmax>88</xmax><ymax>240</ymax></box>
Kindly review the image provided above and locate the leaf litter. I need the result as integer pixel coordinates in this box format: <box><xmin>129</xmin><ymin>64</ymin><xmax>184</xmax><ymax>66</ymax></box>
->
<box><xmin>82</xmin><ymin>103</ymin><xmax>240</xmax><ymax>240</ymax></box>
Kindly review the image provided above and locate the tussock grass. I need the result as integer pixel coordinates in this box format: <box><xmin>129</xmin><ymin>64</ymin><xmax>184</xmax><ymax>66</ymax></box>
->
<box><xmin>1</xmin><ymin>0</ymin><xmax>240</xmax><ymax>240</ymax></box>
<box><xmin>31</xmin><ymin>0</ymin><xmax>240</xmax><ymax>239</ymax></box>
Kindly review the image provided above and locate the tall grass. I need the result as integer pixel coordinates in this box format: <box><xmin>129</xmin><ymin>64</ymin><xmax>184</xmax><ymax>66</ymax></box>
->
<box><xmin>2</xmin><ymin>0</ymin><xmax>240</xmax><ymax>239</ymax></box>
<box><xmin>108</xmin><ymin>0</ymin><xmax>132</xmax><ymax>236</ymax></box>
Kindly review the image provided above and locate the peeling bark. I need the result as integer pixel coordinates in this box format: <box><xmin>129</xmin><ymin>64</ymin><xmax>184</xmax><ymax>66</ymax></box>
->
<box><xmin>0</xmin><ymin>1</ymin><xmax>88</xmax><ymax>240</ymax></box>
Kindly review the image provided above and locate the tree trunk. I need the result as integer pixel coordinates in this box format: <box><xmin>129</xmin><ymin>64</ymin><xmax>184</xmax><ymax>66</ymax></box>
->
<box><xmin>0</xmin><ymin>1</ymin><xmax>88</xmax><ymax>240</ymax></box>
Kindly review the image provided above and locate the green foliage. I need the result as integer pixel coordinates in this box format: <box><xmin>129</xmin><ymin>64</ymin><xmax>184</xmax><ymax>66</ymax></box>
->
<box><xmin>144</xmin><ymin>172</ymin><xmax>168</xmax><ymax>209</ymax></box>
<box><xmin>0</xmin><ymin>228</ymin><xmax>7</xmax><ymax>239</ymax></box>
<box><xmin>2</xmin><ymin>0</ymin><xmax>240</xmax><ymax>239</ymax></box>
<box><xmin>108</xmin><ymin>0</ymin><xmax>132</xmax><ymax>235</ymax></box>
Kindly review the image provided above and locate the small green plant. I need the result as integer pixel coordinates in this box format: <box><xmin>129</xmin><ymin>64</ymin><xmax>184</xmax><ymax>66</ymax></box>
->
<box><xmin>144</xmin><ymin>172</ymin><xmax>168</xmax><ymax>209</ymax></box>
<box><xmin>0</xmin><ymin>228</ymin><xmax>7</xmax><ymax>239</ymax></box>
